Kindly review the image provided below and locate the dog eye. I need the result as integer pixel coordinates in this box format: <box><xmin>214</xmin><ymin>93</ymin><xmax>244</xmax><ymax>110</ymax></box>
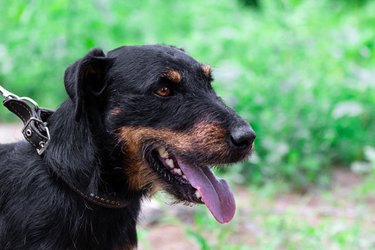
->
<box><xmin>154</xmin><ymin>87</ymin><xmax>171</xmax><ymax>97</ymax></box>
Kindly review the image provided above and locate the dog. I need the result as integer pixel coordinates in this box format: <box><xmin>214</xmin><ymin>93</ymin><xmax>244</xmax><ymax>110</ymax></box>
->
<box><xmin>0</xmin><ymin>45</ymin><xmax>255</xmax><ymax>249</ymax></box>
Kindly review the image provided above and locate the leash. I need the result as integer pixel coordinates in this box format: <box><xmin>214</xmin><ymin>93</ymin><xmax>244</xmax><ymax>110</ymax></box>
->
<box><xmin>0</xmin><ymin>85</ymin><xmax>129</xmax><ymax>208</ymax></box>
<box><xmin>0</xmin><ymin>85</ymin><xmax>53</xmax><ymax>155</ymax></box>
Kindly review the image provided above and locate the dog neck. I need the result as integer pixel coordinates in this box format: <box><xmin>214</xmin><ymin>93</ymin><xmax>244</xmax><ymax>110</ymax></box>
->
<box><xmin>44</xmin><ymin>100</ymin><xmax>143</xmax><ymax>206</ymax></box>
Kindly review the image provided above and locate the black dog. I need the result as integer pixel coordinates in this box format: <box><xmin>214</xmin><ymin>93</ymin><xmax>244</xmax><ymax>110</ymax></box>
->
<box><xmin>0</xmin><ymin>45</ymin><xmax>255</xmax><ymax>249</ymax></box>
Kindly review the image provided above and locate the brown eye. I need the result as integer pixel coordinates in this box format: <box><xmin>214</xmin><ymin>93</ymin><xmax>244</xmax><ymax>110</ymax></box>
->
<box><xmin>154</xmin><ymin>87</ymin><xmax>171</xmax><ymax>97</ymax></box>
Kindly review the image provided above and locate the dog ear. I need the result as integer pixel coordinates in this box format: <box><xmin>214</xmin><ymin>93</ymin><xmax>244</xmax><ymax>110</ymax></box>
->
<box><xmin>64</xmin><ymin>48</ymin><xmax>113</xmax><ymax>121</ymax></box>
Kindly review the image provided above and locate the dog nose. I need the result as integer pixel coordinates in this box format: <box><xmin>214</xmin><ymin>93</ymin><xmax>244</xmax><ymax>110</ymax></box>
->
<box><xmin>229</xmin><ymin>125</ymin><xmax>256</xmax><ymax>149</ymax></box>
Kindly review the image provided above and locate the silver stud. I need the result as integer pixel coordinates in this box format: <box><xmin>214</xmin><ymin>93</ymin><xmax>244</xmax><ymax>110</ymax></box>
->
<box><xmin>26</xmin><ymin>129</ymin><xmax>32</xmax><ymax>137</ymax></box>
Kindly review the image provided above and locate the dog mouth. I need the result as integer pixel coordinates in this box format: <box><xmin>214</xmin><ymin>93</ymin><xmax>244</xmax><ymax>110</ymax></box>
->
<box><xmin>149</xmin><ymin>146</ymin><xmax>236</xmax><ymax>224</ymax></box>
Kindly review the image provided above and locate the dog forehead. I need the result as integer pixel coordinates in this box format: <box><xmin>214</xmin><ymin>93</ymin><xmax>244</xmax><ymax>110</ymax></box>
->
<box><xmin>108</xmin><ymin>45</ymin><xmax>201</xmax><ymax>71</ymax></box>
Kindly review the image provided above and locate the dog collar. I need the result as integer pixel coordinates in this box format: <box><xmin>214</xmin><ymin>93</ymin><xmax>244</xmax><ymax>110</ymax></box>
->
<box><xmin>0</xmin><ymin>85</ymin><xmax>129</xmax><ymax>209</ymax></box>
<box><xmin>0</xmin><ymin>85</ymin><xmax>52</xmax><ymax>155</ymax></box>
<box><xmin>52</xmin><ymin>169</ymin><xmax>129</xmax><ymax>208</ymax></box>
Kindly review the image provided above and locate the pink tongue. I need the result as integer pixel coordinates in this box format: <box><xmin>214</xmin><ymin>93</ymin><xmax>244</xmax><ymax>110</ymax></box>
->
<box><xmin>177</xmin><ymin>160</ymin><xmax>236</xmax><ymax>224</ymax></box>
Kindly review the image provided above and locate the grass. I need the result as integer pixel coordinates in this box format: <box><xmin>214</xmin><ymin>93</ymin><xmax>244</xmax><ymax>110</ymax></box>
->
<box><xmin>138</xmin><ymin>171</ymin><xmax>375</xmax><ymax>249</ymax></box>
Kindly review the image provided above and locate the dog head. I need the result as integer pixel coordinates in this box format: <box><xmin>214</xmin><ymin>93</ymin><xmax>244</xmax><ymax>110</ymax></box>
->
<box><xmin>63</xmin><ymin>45</ymin><xmax>256</xmax><ymax>223</ymax></box>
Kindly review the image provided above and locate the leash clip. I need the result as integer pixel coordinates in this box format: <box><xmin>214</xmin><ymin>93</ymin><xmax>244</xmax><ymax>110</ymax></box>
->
<box><xmin>1</xmin><ymin>84</ymin><xmax>53</xmax><ymax>156</ymax></box>
<box><xmin>0</xmin><ymin>85</ymin><xmax>19</xmax><ymax>100</ymax></box>
<box><xmin>1</xmin><ymin>84</ymin><xmax>40</xmax><ymax>109</ymax></box>
<box><xmin>19</xmin><ymin>97</ymin><xmax>40</xmax><ymax>110</ymax></box>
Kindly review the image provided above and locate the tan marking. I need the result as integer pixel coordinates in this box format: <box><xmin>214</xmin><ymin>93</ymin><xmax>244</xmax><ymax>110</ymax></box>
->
<box><xmin>165</xmin><ymin>70</ymin><xmax>182</xmax><ymax>83</ymax></box>
<box><xmin>117</xmin><ymin>122</ymin><xmax>229</xmax><ymax>190</ymax></box>
<box><xmin>202</xmin><ymin>65</ymin><xmax>212</xmax><ymax>78</ymax></box>
<box><xmin>125</xmin><ymin>158</ymin><xmax>165</xmax><ymax>193</ymax></box>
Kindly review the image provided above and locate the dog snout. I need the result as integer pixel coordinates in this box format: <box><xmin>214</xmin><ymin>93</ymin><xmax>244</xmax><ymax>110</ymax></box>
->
<box><xmin>229</xmin><ymin>125</ymin><xmax>256</xmax><ymax>150</ymax></box>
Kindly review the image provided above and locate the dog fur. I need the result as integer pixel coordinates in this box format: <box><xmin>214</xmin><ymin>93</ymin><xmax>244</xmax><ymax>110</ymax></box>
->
<box><xmin>0</xmin><ymin>45</ymin><xmax>255</xmax><ymax>249</ymax></box>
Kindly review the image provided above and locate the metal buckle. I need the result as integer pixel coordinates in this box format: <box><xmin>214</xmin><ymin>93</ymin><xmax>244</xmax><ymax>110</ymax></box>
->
<box><xmin>37</xmin><ymin>126</ymin><xmax>50</xmax><ymax>155</ymax></box>
<box><xmin>22</xmin><ymin>117</ymin><xmax>51</xmax><ymax>155</ymax></box>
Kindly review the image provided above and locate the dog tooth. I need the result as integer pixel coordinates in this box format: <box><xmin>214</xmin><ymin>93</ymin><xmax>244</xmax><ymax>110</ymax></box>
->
<box><xmin>195</xmin><ymin>190</ymin><xmax>202</xmax><ymax>199</ymax></box>
<box><xmin>165</xmin><ymin>159</ymin><xmax>174</xmax><ymax>169</ymax></box>
<box><xmin>182</xmin><ymin>175</ymin><xmax>187</xmax><ymax>180</ymax></box>
<box><xmin>158</xmin><ymin>147</ymin><xmax>169</xmax><ymax>159</ymax></box>
<box><xmin>173</xmin><ymin>169</ymin><xmax>182</xmax><ymax>176</ymax></box>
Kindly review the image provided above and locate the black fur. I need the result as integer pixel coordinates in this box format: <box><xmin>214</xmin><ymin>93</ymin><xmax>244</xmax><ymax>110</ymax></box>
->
<box><xmin>0</xmin><ymin>45</ymin><xmax>255</xmax><ymax>249</ymax></box>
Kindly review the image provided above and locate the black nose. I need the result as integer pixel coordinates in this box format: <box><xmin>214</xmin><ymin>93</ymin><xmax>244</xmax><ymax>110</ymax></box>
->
<box><xmin>229</xmin><ymin>125</ymin><xmax>256</xmax><ymax>149</ymax></box>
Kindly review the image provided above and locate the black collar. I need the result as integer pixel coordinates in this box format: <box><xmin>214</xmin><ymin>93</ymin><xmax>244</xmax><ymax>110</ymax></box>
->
<box><xmin>0</xmin><ymin>85</ymin><xmax>129</xmax><ymax>209</ymax></box>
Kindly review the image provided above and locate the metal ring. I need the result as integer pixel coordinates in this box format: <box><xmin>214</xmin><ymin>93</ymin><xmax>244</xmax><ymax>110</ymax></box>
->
<box><xmin>19</xmin><ymin>97</ymin><xmax>39</xmax><ymax>109</ymax></box>
<box><xmin>25</xmin><ymin>129</ymin><xmax>32</xmax><ymax>137</ymax></box>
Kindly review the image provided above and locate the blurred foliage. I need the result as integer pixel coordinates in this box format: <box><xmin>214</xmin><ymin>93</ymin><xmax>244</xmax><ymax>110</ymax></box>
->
<box><xmin>141</xmin><ymin>184</ymin><xmax>375</xmax><ymax>250</ymax></box>
<box><xmin>0</xmin><ymin>0</ymin><xmax>375</xmax><ymax>188</ymax></box>
<box><xmin>238</xmin><ymin>0</ymin><xmax>259</xmax><ymax>8</ymax></box>
<box><xmin>184</xmin><ymin>194</ymin><xmax>375</xmax><ymax>250</ymax></box>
